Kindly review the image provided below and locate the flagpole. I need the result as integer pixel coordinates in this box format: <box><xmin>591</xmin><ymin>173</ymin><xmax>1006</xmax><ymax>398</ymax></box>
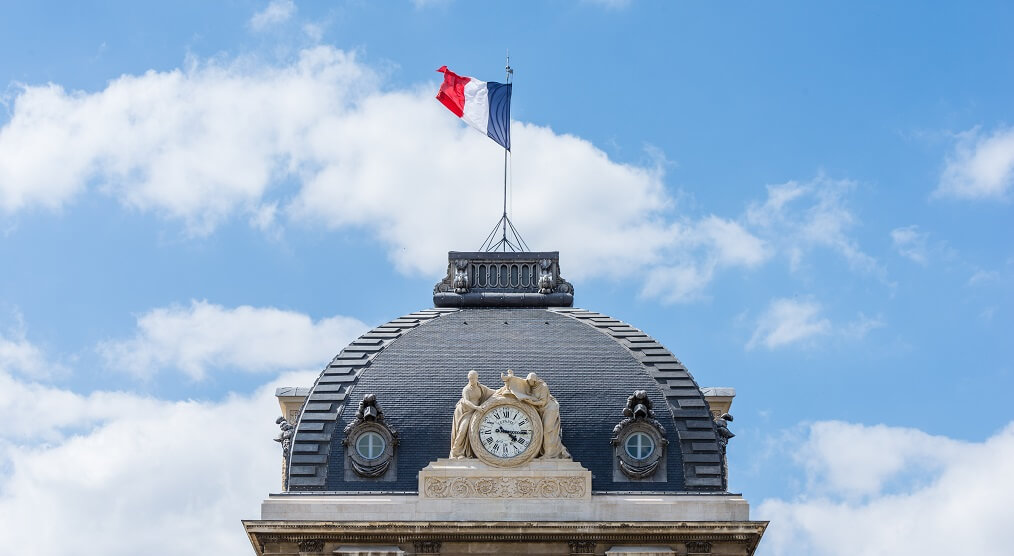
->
<box><xmin>476</xmin><ymin>52</ymin><xmax>527</xmax><ymax>253</ymax></box>
<box><xmin>501</xmin><ymin>50</ymin><xmax>512</xmax><ymax>251</ymax></box>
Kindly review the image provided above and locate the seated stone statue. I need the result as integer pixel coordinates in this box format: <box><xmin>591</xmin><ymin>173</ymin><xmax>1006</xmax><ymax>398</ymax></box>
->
<box><xmin>449</xmin><ymin>370</ymin><xmax>494</xmax><ymax>458</ymax></box>
<box><xmin>498</xmin><ymin>370</ymin><xmax>570</xmax><ymax>460</ymax></box>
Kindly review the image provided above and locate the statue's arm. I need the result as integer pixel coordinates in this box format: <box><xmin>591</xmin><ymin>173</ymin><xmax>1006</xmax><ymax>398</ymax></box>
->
<box><xmin>478</xmin><ymin>383</ymin><xmax>495</xmax><ymax>403</ymax></box>
<box><xmin>524</xmin><ymin>386</ymin><xmax>549</xmax><ymax>408</ymax></box>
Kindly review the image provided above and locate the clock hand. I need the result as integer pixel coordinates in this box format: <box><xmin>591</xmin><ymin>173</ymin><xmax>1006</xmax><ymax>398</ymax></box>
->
<box><xmin>495</xmin><ymin>427</ymin><xmax>519</xmax><ymax>442</ymax></box>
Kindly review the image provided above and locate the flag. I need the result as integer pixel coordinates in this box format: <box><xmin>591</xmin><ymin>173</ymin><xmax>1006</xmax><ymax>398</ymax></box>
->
<box><xmin>435</xmin><ymin>66</ymin><xmax>511</xmax><ymax>151</ymax></box>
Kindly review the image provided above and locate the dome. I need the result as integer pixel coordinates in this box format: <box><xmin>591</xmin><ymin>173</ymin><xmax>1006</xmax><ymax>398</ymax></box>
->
<box><xmin>286</xmin><ymin>252</ymin><xmax>725</xmax><ymax>493</ymax></box>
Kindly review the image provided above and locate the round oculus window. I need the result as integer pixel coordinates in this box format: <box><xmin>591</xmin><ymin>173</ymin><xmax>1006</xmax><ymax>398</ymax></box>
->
<box><xmin>355</xmin><ymin>431</ymin><xmax>386</xmax><ymax>460</ymax></box>
<box><xmin>624</xmin><ymin>431</ymin><xmax>654</xmax><ymax>460</ymax></box>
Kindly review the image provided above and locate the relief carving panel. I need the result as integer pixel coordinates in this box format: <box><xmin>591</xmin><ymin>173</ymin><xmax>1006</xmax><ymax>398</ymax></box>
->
<box><xmin>423</xmin><ymin>475</ymin><xmax>587</xmax><ymax>499</ymax></box>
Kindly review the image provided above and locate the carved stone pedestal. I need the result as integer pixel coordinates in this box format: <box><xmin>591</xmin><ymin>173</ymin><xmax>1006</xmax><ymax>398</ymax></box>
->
<box><xmin>418</xmin><ymin>458</ymin><xmax>592</xmax><ymax>500</ymax></box>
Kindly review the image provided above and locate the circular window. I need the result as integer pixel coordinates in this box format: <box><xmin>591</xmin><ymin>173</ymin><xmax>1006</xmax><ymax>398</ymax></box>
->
<box><xmin>356</xmin><ymin>431</ymin><xmax>386</xmax><ymax>460</ymax></box>
<box><xmin>625</xmin><ymin>431</ymin><xmax>654</xmax><ymax>460</ymax></box>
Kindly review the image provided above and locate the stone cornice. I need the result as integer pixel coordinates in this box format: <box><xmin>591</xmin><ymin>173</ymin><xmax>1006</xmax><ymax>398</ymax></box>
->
<box><xmin>243</xmin><ymin>520</ymin><xmax>768</xmax><ymax>556</ymax></box>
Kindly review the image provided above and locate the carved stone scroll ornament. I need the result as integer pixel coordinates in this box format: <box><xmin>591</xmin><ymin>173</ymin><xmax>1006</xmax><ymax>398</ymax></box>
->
<box><xmin>536</xmin><ymin>258</ymin><xmax>573</xmax><ymax>295</ymax></box>
<box><xmin>274</xmin><ymin>416</ymin><xmax>294</xmax><ymax>490</ymax></box>
<box><xmin>434</xmin><ymin>258</ymin><xmax>472</xmax><ymax>295</ymax></box>
<box><xmin>715</xmin><ymin>412</ymin><xmax>734</xmax><ymax>490</ymax></box>
<box><xmin>452</xmin><ymin>258</ymin><xmax>469</xmax><ymax>293</ymax></box>
<box><xmin>612</xmin><ymin>390</ymin><xmax>667</xmax><ymax>435</ymax></box>
<box><xmin>423</xmin><ymin>475</ymin><xmax>587</xmax><ymax>499</ymax></box>
<box><xmin>537</xmin><ymin>259</ymin><xmax>555</xmax><ymax>294</ymax></box>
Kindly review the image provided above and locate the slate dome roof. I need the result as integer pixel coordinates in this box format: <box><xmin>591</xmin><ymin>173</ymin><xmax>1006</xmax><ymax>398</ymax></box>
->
<box><xmin>286</xmin><ymin>252</ymin><xmax>725</xmax><ymax>493</ymax></box>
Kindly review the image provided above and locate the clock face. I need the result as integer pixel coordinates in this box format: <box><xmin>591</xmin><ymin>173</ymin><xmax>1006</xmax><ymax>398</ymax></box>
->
<box><xmin>477</xmin><ymin>405</ymin><xmax>535</xmax><ymax>459</ymax></box>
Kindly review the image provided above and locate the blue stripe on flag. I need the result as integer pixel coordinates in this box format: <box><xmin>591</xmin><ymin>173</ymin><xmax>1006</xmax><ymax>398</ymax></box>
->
<box><xmin>485</xmin><ymin>82</ymin><xmax>511</xmax><ymax>151</ymax></box>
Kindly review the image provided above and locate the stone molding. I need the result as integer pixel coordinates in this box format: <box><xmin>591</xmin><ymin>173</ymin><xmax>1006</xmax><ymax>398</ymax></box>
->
<box><xmin>243</xmin><ymin>521</ymin><xmax>767</xmax><ymax>556</ymax></box>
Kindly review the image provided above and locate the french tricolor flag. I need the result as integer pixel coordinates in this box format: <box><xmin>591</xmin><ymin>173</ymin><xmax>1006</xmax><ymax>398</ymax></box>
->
<box><xmin>436</xmin><ymin>66</ymin><xmax>512</xmax><ymax>151</ymax></box>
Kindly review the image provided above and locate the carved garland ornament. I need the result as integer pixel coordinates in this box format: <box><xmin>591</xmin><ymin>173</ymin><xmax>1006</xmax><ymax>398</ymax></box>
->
<box><xmin>423</xmin><ymin>476</ymin><xmax>587</xmax><ymax>499</ymax></box>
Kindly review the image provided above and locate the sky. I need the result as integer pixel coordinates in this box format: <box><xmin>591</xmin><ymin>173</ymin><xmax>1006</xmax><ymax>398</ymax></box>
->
<box><xmin>1</xmin><ymin>1</ymin><xmax>1012</xmax><ymax>554</ymax></box>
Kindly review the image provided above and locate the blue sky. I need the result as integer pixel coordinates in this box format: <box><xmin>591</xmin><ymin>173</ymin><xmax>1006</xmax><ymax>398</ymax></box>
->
<box><xmin>1</xmin><ymin>1</ymin><xmax>1012</xmax><ymax>554</ymax></box>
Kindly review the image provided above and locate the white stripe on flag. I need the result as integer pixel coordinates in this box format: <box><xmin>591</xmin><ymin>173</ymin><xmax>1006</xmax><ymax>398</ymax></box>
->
<box><xmin>461</xmin><ymin>79</ymin><xmax>489</xmax><ymax>135</ymax></box>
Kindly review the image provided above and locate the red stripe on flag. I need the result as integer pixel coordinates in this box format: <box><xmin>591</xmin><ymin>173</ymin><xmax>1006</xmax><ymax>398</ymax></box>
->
<box><xmin>436</xmin><ymin>66</ymin><xmax>469</xmax><ymax>118</ymax></box>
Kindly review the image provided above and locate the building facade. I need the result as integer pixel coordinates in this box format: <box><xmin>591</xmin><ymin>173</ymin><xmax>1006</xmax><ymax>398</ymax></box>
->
<box><xmin>244</xmin><ymin>251</ymin><xmax>766</xmax><ymax>555</ymax></box>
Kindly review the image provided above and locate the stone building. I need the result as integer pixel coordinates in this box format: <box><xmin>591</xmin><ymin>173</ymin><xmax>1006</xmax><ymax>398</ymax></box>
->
<box><xmin>244</xmin><ymin>251</ymin><xmax>766</xmax><ymax>555</ymax></box>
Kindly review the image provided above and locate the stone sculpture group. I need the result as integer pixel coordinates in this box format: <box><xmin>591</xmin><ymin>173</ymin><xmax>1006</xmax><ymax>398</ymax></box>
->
<box><xmin>450</xmin><ymin>370</ymin><xmax>570</xmax><ymax>460</ymax></box>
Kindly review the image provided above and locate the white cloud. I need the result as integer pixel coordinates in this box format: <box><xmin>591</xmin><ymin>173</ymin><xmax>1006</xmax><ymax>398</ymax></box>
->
<box><xmin>98</xmin><ymin>300</ymin><xmax>367</xmax><ymax>380</ymax></box>
<box><xmin>641</xmin><ymin>216</ymin><xmax>770</xmax><ymax>303</ymax></box>
<box><xmin>840</xmin><ymin>313</ymin><xmax>885</xmax><ymax>340</ymax></box>
<box><xmin>0</xmin><ymin>330</ymin><xmax>57</xmax><ymax>379</ymax></box>
<box><xmin>891</xmin><ymin>225</ymin><xmax>929</xmax><ymax>265</ymax></box>
<box><xmin>0</xmin><ymin>46</ymin><xmax>771</xmax><ymax>303</ymax></box>
<box><xmin>249</xmin><ymin>0</ymin><xmax>296</xmax><ymax>30</ymax></box>
<box><xmin>747</xmin><ymin>297</ymin><xmax>830</xmax><ymax>350</ymax></box>
<box><xmin>747</xmin><ymin>177</ymin><xmax>882</xmax><ymax>277</ymax></box>
<box><xmin>0</xmin><ymin>368</ymin><xmax>310</xmax><ymax>555</ymax></box>
<box><xmin>937</xmin><ymin>126</ymin><xmax>1014</xmax><ymax>200</ymax></box>
<box><xmin>747</xmin><ymin>298</ymin><xmax>884</xmax><ymax>350</ymax></box>
<box><xmin>759</xmin><ymin>421</ymin><xmax>1014</xmax><ymax>556</ymax></box>
<box><xmin>0</xmin><ymin>49</ymin><xmax>887</xmax><ymax>304</ymax></box>
<box><xmin>968</xmin><ymin>269</ymin><xmax>1000</xmax><ymax>286</ymax></box>
<box><xmin>302</xmin><ymin>22</ymin><xmax>324</xmax><ymax>42</ymax></box>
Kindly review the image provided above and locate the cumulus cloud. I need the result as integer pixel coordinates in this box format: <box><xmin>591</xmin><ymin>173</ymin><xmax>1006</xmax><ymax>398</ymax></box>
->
<box><xmin>0</xmin><ymin>48</ymin><xmax>887</xmax><ymax>304</ymax></box>
<box><xmin>747</xmin><ymin>297</ymin><xmax>830</xmax><ymax>350</ymax></box>
<box><xmin>759</xmin><ymin>421</ymin><xmax>1014</xmax><ymax>556</ymax></box>
<box><xmin>641</xmin><ymin>216</ymin><xmax>770</xmax><ymax>303</ymax></box>
<box><xmin>249</xmin><ymin>0</ymin><xmax>296</xmax><ymax>30</ymax></box>
<box><xmin>0</xmin><ymin>329</ymin><xmax>61</xmax><ymax>379</ymax></box>
<box><xmin>891</xmin><ymin>225</ymin><xmax>929</xmax><ymax>265</ymax></box>
<box><xmin>0</xmin><ymin>367</ymin><xmax>309</xmax><ymax>555</ymax></box>
<box><xmin>0</xmin><ymin>46</ymin><xmax>773</xmax><ymax>302</ymax></box>
<box><xmin>747</xmin><ymin>177</ymin><xmax>882</xmax><ymax>277</ymax></box>
<box><xmin>98</xmin><ymin>300</ymin><xmax>367</xmax><ymax>379</ymax></box>
<box><xmin>936</xmin><ymin>126</ymin><xmax>1014</xmax><ymax>200</ymax></box>
<box><xmin>746</xmin><ymin>298</ymin><xmax>884</xmax><ymax>350</ymax></box>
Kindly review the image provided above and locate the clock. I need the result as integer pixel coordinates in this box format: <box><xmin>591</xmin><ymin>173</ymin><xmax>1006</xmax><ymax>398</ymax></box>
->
<box><xmin>468</xmin><ymin>397</ymin><xmax>543</xmax><ymax>467</ymax></box>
